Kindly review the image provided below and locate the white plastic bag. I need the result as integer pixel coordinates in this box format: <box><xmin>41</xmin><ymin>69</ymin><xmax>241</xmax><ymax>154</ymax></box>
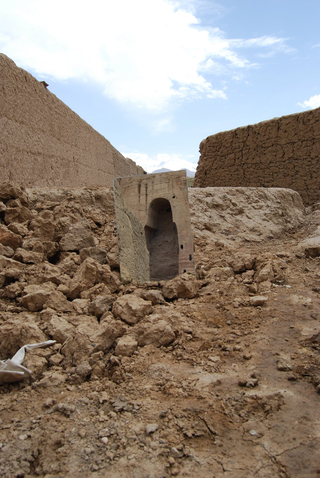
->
<box><xmin>0</xmin><ymin>340</ymin><xmax>56</xmax><ymax>384</ymax></box>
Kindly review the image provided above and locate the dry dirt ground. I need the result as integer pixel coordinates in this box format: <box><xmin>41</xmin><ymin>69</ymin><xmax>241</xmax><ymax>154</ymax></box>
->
<box><xmin>0</xmin><ymin>182</ymin><xmax>320</xmax><ymax>478</ymax></box>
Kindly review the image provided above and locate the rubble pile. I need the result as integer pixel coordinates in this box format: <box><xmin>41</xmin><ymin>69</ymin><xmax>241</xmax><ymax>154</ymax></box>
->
<box><xmin>1</xmin><ymin>181</ymin><xmax>320</xmax><ymax>478</ymax></box>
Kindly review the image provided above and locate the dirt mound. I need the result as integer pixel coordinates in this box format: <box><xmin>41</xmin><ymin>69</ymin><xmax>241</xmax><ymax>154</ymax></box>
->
<box><xmin>1</xmin><ymin>181</ymin><xmax>320</xmax><ymax>478</ymax></box>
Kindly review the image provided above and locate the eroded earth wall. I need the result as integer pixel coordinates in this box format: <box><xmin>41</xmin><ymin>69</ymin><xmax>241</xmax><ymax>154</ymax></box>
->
<box><xmin>195</xmin><ymin>107</ymin><xmax>320</xmax><ymax>206</ymax></box>
<box><xmin>0</xmin><ymin>54</ymin><xmax>144</xmax><ymax>187</ymax></box>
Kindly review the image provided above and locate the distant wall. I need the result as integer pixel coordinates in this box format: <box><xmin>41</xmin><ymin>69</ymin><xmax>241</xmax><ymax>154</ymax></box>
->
<box><xmin>195</xmin><ymin>108</ymin><xmax>320</xmax><ymax>205</ymax></box>
<box><xmin>0</xmin><ymin>54</ymin><xmax>144</xmax><ymax>188</ymax></box>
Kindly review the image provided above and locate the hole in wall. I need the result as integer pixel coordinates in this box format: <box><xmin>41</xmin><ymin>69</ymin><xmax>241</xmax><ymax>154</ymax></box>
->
<box><xmin>189</xmin><ymin>254</ymin><xmax>192</xmax><ymax>261</ymax></box>
<box><xmin>180</xmin><ymin>244</ymin><xmax>183</xmax><ymax>249</ymax></box>
<box><xmin>145</xmin><ymin>197</ymin><xmax>179</xmax><ymax>281</ymax></box>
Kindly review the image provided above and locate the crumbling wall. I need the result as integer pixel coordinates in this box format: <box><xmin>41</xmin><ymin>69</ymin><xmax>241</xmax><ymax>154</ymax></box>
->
<box><xmin>0</xmin><ymin>54</ymin><xmax>144</xmax><ymax>188</ymax></box>
<box><xmin>114</xmin><ymin>171</ymin><xmax>195</xmax><ymax>283</ymax></box>
<box><xmin>195</xmin><ymin>108</ymin><xmax>320</xmax><ymax>206</ymax></box>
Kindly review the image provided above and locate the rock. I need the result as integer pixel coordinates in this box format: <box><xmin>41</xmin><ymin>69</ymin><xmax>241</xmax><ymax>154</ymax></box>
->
<box><xmin>0</xmin><ymin>182</ymin><xmax>29</xmax><ymax>206</ymax></box>
<box><xmin>21</xmin><ymin>283</ymin><xmax>57</xmax><ymax>312</ymax></box>
<box><xmin>72</xmin><ymin>299</ymin><xmax>90</xmax><ymax>314</ymax></box>
<box><xmin>67</xmin><ymin>258</ymin><xmax>97</xmax><ymax>299</ymax></box>
<box><xmin>24</xmin><ymin>355</ymin><xmax>48</xmax><ymax>380</ymax></box>
<box><xmin>207</xmin><ymin>266</ymin><xmax>234</xmax><ymax>281</ymax></box>
<box><xmin>88</xmin><ymin>294</ymin><xmax>114</xmax><ymax>318</ymax></box>
<box><xmin>80</xmin><ymin>247</ymin><xmax>108</xmax><ymax>264</ymax></box>
<box><xmin>43</xmin><ymin>291</ymin><xmax>74</xmax><ymax>313</ymax></box>
<box><xmin>75</xmin><ymin>361</ymin><xmax>92</xmax><ymax>379</ymax></box>
<box><xmin>59</xmin><ymin>219</ymin><xmax>95</xmax><ymax>252</ymax></box>
<box><xmin>133</xmin><ymin>289</ymin><xmax>165</xmax><ymax>305</ymax></box>
<box><xmin>112</xmin><ymin>295</ymin><xmax>153</xmax><ymax>325</ymax></box>
<box><xmin>145</xmin><ymin>423</ymin><xmax>159</xmax><ymax>435</ymax></box>
<box><xmin>13</xmin><ymin>248</ymin><xmax>44</xmax><ymax>264</ymax></box>
<box><xmin>80</xmin><ymin>283</ymin><xmax>111</xmax><ymax>300</ymax></box>
<box><xmin>61</xmin><ymin>318</ymin><xmax>125</xmax><ymax>364</ymax></box>
<box><xmin>115</xmin><ymin>336</ymin><xmax>138</xmax><ymax>356</ymax></box>
<box><xmin>7</xmin><ymin>222</ymin><xmax>29</xmax><ymax>236</ymax></box>
<box><xmin>4</xmin><ymin>206</ymin><xmax>33</xmax><ymax>224</ymax></box>
<box><xmin>0</xmin><ymin>256</ymin><xmax>24</xmax><ymax>273</ymax></box>
<box><xmin>47</xmin><ymin>316</ymin><xmax>75</xmax><ymax>344</ymax></box>
<box><xmin>302</xmin><ymin>236</ymin><xmax>320</xmax><ymax>258</ymax></box>
<box><xmin>229</xmin><ymin>255</ymin><xmax>255</xmax><ymax>273</ymax></box>
<box><xmin>3</xmin><ymin>281</ymin><xmax>24</xmax><ymax>299</ymax></box>
<box><xmin>67</xmin><ymin>258</ymin><xmax>120</xmax><ymax>299</ymax></box>
<box><xmin>35</xmin><ymin>371</ymin><xmax>66</xmax><ymax>388</ymax></box>
<box><xmin>137</xmin><ymin>319</ymin><xmax>175</xmax><ymax>347</ymax></box>
<box><xmin>0</xmin><ymin>244</ymin><xmax>14</xmax><ymax>257</ymax></box>
<box><xmin>0</xmin><ymin>316</ymin><xmax>46</xmax><ymax>358</ymax></box>
<box><xmin>162</xmin><ymin>273</ymin><xmax>201</xmax><ymax>299</ymax></box>
<box><xmin>0</xmin><ymin>224</ymin><xmax>23</xmax><ymax>250</ymax></box>
<box><xmin>49</xmin><ymin>353</ymin><xmax>64</xmax><ymax>366</ymax></box>
<box><xmin>249</xmin><ymin>296</ymin><xmax>268</xmax><ymax>307</ymax></box>
<box><xmin>277</xmin><ymin>358</ymin><xmax>292</xmax><ymax>371</ymax></box>
<box><xmin>255</xmin><ymin>265</ymin><xmax>274</xmax><ymax>283</ymax></box>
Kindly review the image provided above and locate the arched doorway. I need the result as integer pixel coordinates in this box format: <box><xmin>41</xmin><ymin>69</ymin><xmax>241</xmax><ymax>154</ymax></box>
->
<box><xmin>145</xmin><ymin>198</ymin><xmax>179</xmax><ymax>281</ymax></box>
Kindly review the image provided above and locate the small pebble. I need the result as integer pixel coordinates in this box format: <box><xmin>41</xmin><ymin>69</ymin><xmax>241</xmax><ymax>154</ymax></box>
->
<box><xmin>101</xmin><ymin>437</ymin><xmax>109</xmax><ymax>445</ymax></box>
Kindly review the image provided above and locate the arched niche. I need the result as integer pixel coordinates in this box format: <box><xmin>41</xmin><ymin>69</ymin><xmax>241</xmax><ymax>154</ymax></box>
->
<box><xmin>145</xmin><ymin>198</ymin><xmax>179</xmax><ymax>280</ymax></box>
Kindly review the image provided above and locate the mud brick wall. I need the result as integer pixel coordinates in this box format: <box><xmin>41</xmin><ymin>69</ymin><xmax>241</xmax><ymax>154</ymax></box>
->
<box><xmin>0</xmin><ymin>54</ymin><xmax>144</xmax><ymax>188</ymax></box>
<box><xmin>195</xmin><ymin>107</ymin><xmax>320</xmax><ymax>206</ymax></box>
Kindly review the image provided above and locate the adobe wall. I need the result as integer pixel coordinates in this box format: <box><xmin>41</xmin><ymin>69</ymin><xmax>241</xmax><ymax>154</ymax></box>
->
<box><xmin>0</xmin><ymin>54</ymin><xmax>144</xmax><ymax>188</ymax></box>
<box><xmin>114</xmin><ymin>171</ymin><xmax>195</xmax><ymax>283</ymax></box>
<box><xmin>194</xmin><ymin>108</ymin><xmax>320</xmax><ymax>206</ymax></box>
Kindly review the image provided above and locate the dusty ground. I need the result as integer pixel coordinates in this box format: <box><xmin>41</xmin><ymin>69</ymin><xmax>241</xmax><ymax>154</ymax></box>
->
<box><xmin>0</xmin><ymin>183</ymin><xmax>320</xmax><ymax>478</ymax></box>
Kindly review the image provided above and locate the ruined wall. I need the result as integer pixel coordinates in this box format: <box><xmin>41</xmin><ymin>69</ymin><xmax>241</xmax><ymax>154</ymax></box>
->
<box><xmin>195</xmin><ymin>108</ymin><xmax>320</xmax><ymax>206</ymax></box>
<box><xmin>0</xmin><ymin>54</ymin><xmax>144</xmax><ymax>188</ymax></box>
<box><xmin>114</xmin><ymin>171</ymin><xmax>195</xmax><ymax>283</ymax></box>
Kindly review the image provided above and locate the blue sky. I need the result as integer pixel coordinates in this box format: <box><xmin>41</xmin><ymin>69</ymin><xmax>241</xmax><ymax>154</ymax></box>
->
<box><xmin>0</xmin><ymin>0</ymin><xmax>319</xmax><ymax>173</ymax></box>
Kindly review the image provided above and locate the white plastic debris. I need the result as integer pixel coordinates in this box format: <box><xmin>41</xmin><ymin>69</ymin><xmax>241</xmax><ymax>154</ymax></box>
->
<box><xmin>0</xmin><ymin>340</ymin><xmax>56</xmax><ymax>384</ymax></box>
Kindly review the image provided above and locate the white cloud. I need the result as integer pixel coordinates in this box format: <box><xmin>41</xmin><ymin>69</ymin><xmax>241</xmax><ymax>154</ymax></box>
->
<box><xmin>299</xmin><ymin>94</ymin><xmax>320</xmax><ymax>109</ymax></box>
<box><xmin>123</xmin><ymin>152</ymin><xmax>198</xmax><ymax>173</ymax></box>
<box><xmin>0</xmin><ymin>0</ymin><xmax>291</xmax><ymax>111</ymax></box>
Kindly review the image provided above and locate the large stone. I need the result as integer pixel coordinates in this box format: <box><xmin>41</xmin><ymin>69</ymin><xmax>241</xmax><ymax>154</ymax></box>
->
<box><xmin>114</xmin><ymin>335</ymin><xmax>138</xmax><ymax>357</ymax></box>
<box><xmin>0</xmin><ymin>315</ymin><xmax>46</xmax><ymax>358</ymax></box>
<box><xmin>61</xmin><ymin>317</ymin><xmax>125</xmax><ymax>364</ymax></box>
<box><xmin>59</xmin><ymin>219</ymin><xmax>95</xmax><ymax>252</ymax></box>
<box><xmin>133</xmin><ymin>289</ymin><xmax>165</xmax><ymax>305</ymax></box>
<box><xmin>80</xmin><ymin>247</ymin><xmax>108</xmax><ymax>264</ymax></box>
<box><xmin>137</xmin><ymin>319</ymin><xmax>175</xmax><ymax>347</ymax></box>
<box><xmin>13</xmin><ymin>248</ymin><xmax>44</xmax><ymax>264</ymax></box>
<box><xmin>0</xmin><ymin>244</ymin><xmax>14</xmax><ymax>258</ymax></box>
<box><xmin>88</xmin><ymin>294</ymin><xmax>114</xmax><ymax>318</ymax></box>
<box><xmin>301</xmin><ymin>236</ymin><xmax>320</xmax><ymax>258</ymax></box>
<box><xmin>21</xmin><ymin>283</ymin><xmax>57</xmax><ymax>312</ymax></box>
<box><xmin>0</xmin><ymin>181</ymin><xmax>29</xmax><ymax>206</ymax></box>
<box><xmin>162</xmin><ymin>273</ymin><xmax>201</xmax><ymax>299</ymax></box>
<box><xmin>4</xmin><ymin>206</ymin><xmax>33</xmax><ymax>224</ymax></box>
<box><xmin>47</xmin><ymin>315</ymin><xmax>75</xmax><ymax>344</ymax></box>
<box><xmin>67</xmin><ymin>258</ymin><xmax>120</xmax><ymax>299</ymax></box>
<box><xmin>112</xmin><ymin>295</ymin><xmax>153</xmax><ymax>325</ymax></box>
<box><xmin>43</xmin><ymin>291</ymin><xmax>74</xmax><ymax>313</ymax></box>
<box><xmin>0</xmin><ymin>224</ymin><xmax>23</xmax><ymax>250</ymax></box>
<box><xmin>67</xmin><ymin>258</ymin><xmax>97</xmax><ymax>299</ymax></box>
